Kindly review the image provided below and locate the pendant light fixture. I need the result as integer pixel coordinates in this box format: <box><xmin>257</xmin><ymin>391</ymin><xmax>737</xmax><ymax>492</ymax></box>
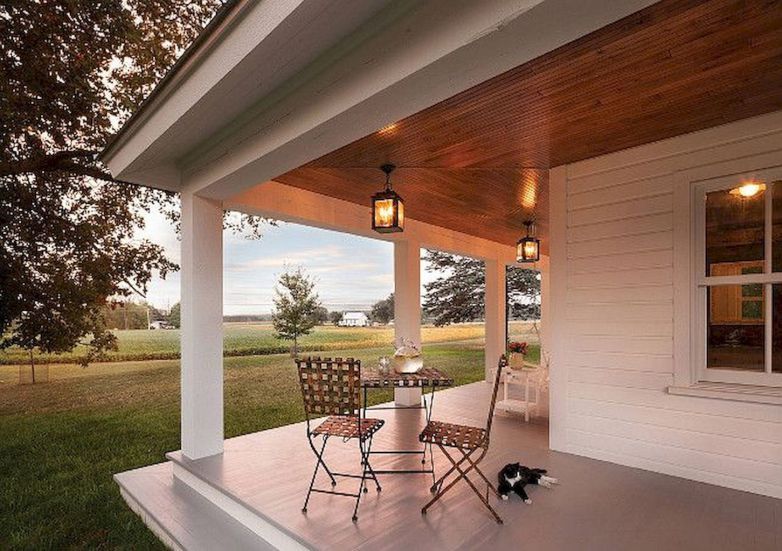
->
<box><xmin>516</xmin><ymin>220</ymin><xmax>540</xmax><ymax>263</ymax></box>
<box><xmin>371</xmin><ymin>164</ymin><xmax>404</xmax><ymax>233</ymax></box>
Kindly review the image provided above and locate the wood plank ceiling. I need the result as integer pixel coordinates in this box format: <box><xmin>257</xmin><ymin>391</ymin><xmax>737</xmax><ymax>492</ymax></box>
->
<box><xmin>274</xmin><ymin>0</ymin><xmax>782</xmax><ymax>251</ymax></box>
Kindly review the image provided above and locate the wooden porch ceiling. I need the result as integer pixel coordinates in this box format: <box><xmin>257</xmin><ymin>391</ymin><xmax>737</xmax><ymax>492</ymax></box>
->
<box><xmin>274</xmin><ymin>0</ymin><xmax>782</xmax><ymax>249</ymax></box>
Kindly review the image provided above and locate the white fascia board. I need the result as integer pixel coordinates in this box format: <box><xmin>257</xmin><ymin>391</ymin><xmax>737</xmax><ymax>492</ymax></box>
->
<box><xmin>182</xmin><ymin>0</ymin><xmax>658</xmax><ymax>199</ymax></box>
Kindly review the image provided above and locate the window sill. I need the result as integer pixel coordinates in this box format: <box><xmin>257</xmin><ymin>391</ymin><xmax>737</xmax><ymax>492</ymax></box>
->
<box><xmin>668</xmin><ymin>383</ymin><xmax>782</xmax><ymax>405</ymax></box>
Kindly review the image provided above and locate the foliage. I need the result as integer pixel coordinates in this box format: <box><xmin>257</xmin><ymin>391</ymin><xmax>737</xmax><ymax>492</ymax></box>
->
<box><xmin>508</xmin><ymin>341</ymin><xmax>529</xmax><ymax>354</ymax></box>
<box><xmin>507</xmin><ymin>266</ymin><xmax>542</xmax><ymax>321</ymax></box>
<box><xmin>422</xmin><ymin>250</ymin><xmax>541</xmax><ymax>326</ymax></box>
<box><xmin>271</xmin><ymin>268</ymin><xmax>322</xmax><ymax>354</ymax></box>
<box><xmin>370</xmin><ymin>293</ymin><xmax>395</xmax><ymax>324</ymax></box>
<box><xmin>168</xmin><ymin>302</ymin><xmax>181</xmax><ymax>329</ymax></box>
<box><xmin>0</xmin><ymin>1</ymin><xmax>273</xmax><ymax>365</ymax></box>
<box><xmin>102</xmin><ymin>301</ymin><xmax>155</xmax><ymax>330</ymax></box>
<box><xmin>330</xmin><ymin>311</ymin><xmax>344</xmax><ymax>326</ymax></box>
<box><xmin>0</xmin><ymin>175</ymin><xmax>177</xmax><ymax>364</ymax></box>
<box><xmin>313</xmin><ymin>306</ymin><xmax>330</xmax><ymax>325</ymax></box>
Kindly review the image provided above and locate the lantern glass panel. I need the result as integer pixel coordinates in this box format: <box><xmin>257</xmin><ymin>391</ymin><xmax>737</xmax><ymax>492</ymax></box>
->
<box><xmin>374</xmin><ymin>198</ymin><xmax>395</xmax><ymax>228</ymax></box>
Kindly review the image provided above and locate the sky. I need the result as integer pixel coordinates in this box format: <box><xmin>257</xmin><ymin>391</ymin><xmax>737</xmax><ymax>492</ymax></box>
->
<box><xmin>139</xmin><ymin>210</ymin><xmax>440</xmax><ymax>315</ymax></box>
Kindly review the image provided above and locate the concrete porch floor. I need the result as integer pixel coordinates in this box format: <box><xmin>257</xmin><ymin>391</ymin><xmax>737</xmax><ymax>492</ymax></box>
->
<box><xmin>116</xmin><ymin>382</ymin><xmax>782</xmax><ymax>550</ymax></box>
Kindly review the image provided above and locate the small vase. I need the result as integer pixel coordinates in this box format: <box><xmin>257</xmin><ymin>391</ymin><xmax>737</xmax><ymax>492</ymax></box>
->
<box><xmin>508</xmin><ymin>352</ymin><xmax>526</xmax><ymax>369</ymax></box>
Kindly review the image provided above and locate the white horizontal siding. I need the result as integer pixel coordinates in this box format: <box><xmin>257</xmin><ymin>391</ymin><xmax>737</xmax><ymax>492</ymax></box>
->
<box><xmin>554</xmin><ymin>111</ymin><xmax>782</xmax><ymax>500</ymax></box>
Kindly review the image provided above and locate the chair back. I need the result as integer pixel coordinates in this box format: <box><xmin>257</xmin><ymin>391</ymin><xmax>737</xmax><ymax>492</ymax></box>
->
<box><xmin>484</xmin><ymin>354</ymin><xmax>507</xmax><ymax>442</ymax></box>
<box><xmin>296</xmin><ymin>357</ymin><xmax>361</xmax><ymax>420</ymax></box>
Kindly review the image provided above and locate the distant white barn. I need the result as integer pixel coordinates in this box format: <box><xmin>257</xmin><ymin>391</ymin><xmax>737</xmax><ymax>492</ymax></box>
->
<box><xmin>338</xmin><ymin>312</ymin><xmax>369</xmax><ymax>327</ymax></box>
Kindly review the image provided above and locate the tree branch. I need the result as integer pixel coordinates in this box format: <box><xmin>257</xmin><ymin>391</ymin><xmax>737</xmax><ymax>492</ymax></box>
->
<box><xmin>0</xmin><ymin>150</ymin><xmax>122</xmax><ymax>184</ymax></box>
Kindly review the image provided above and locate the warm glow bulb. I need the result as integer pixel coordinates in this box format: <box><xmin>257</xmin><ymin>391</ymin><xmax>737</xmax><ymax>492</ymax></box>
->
<box><xmin>730</xmin><ymin>181</ymin><xmax>766</xmax><ymax>198</ymax></box>
<box><xmin>739</xmin><ymin>183</ymin><xmax>761</xmax><ymax>197</ymax></box>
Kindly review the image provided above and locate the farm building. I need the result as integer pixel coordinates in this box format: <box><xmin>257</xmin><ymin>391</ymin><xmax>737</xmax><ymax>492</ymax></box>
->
<box><xmin>338</xmin><ymin>312</ymin><xmax>370</xmax><ymax>327</ymax></box>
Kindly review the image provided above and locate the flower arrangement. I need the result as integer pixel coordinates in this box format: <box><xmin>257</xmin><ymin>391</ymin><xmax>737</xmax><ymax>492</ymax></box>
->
<box><xmin>508</xmin><ymin>341</ymin><xmax>528</xmax><ymax>355</ymax></box>
<box><xmin>394</xmin><ymin>337</ymin><xmax>421</xmax><ymax>357</ymax></box>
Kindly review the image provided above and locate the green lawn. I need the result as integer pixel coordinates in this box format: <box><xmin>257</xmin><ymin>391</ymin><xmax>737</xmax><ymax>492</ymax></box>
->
<box><xmin>0</xmin><ymin>340</ymin><xmax>524</xmax><ymax>550</ymax></box>
<box><xmin>0</xmin><ymin>321</ymin><xmax>539</xmax><ymax>366</ymax></box>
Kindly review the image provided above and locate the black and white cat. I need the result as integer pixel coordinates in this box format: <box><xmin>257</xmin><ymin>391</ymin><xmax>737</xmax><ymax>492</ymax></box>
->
<box><xmin>497</xmin><ymin>462</ymin><xmax>558</xmax><ymax>504</ymax></box>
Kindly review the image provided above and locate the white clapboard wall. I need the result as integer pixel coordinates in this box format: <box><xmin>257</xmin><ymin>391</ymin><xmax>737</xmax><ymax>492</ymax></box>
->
<box><xmin>549</xmin><ymin>110</ymin><xmax>782</xmax><ymax>499</ymax></box>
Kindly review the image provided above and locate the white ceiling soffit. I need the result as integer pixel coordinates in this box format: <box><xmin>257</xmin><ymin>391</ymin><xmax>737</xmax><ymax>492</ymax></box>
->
<box><xmin>106</xmin><ymin>0</ymin><xmax>658</xmax><ymax>196</ymax></box>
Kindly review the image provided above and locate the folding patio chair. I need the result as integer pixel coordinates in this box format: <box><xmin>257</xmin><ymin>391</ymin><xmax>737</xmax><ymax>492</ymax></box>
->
<box><xmin>419</xmin><ymin>355</ymin><xmax>507</xmax><ymax>524</ymax></box>
<box><xmin>296</xmin><ymin>356</ymin><xmax>384</xmax><ymax>522</ymax></box>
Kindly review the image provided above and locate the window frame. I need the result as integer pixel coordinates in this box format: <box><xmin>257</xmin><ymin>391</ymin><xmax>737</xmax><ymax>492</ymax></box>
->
<box><xmin>693</xmin><ymin>169</ymin><xmax>782</xmax><ymax>387</ymax></box>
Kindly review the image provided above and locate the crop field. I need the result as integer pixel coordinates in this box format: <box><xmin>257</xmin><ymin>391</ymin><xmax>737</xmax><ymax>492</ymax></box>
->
<box><xmin>0</xmin><ymin>320</ymin><xmax>540</xmax><ymax>366</ymax></box>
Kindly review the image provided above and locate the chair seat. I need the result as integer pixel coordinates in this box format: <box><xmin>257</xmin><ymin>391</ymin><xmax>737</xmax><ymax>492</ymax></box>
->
<box><xmin>419</xmin><ymin>420</ymin><xmax>487</xmax><ymax>450</ymax></box>
<box><xmin>312</xmin><ymin>415</ymin><xmax>384</xmax><ymax>440</ymax></box>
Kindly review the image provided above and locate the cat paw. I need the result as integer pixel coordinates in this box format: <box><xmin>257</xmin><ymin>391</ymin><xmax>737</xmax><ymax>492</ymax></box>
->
<box><xmin>549</xmin><ymin>477</ymin><xmax>559</xmax><ymax>484</ymax></box>
<box><xmin>501</xmin><ymin>494</ymin><xmax>509</xmax><ymax>501</ymax></box>
<box><xmin>524</xmin><ymin>499</ymin><xmax>533</xmax><ymax>505</ymax></box>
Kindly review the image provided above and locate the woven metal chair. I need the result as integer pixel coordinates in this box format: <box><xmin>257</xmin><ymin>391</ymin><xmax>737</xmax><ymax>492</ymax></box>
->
<box><xmin>419</xmin><ymin>355</ymin><xmax>507</xmax><ymax>524</ymax></box>
<box><xmin>296</xmin><ymin>356</ymin><xmax>384</xmax><ymax>522</ymax></box>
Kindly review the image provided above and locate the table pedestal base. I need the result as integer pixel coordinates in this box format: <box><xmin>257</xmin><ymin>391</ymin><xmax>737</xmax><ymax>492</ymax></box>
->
<box><xmin>394</xmin><ymin>387</ymin><xmax>422</xmax><ymax>406</ymax></box>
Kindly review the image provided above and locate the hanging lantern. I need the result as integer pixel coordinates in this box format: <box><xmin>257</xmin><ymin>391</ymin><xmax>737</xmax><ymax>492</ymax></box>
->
<box><xmin>371</xmin><ymin>164</ymin><xmax>404</xmax><ymax>233</ymax></box>
<box><xmin>516</xmin><ymin>221</ymin><xmax>540</xmax><ymax>263</ymax></box>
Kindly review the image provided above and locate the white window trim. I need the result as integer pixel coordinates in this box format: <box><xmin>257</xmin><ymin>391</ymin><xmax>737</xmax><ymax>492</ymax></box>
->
<box><xmin>675</xmin><ymin>165</ymin><xmax>782</xmax><ymax>391</ymax></box>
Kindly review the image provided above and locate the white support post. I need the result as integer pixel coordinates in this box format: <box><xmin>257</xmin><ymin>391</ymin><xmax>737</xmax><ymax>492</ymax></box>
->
<box><xmin>485</xmin><ymin>258</ymin><xmax>507</xmax><ymax>381</ymax></box>
<box><xmin>180</xmin><ymin>192</ymin><xmax>224</xmax><ymax>460</ymax></box>
<box><xmin>393</xmin><ymin>239</ymin><xmax>422</xmax><ymax>406</ymax></box>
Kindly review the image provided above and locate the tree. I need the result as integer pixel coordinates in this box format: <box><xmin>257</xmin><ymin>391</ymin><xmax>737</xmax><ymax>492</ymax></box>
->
<box><xmin>103</xmin><ymin>301</ymin><xmax>153</xmax><ymax>330</ymax></box>
<box><xmin>271</xmin><ymin>268</ymin><xmax>321</xmax><ymax>355</ymax></box>
<box><xmin>313</xmin><ymin>306</ymin><xmax>330</xmax><ymax>325</ymax></box>
<box><xmin>371</xmin><ymin>293</ymin><xmax>395</xmax><ymax>325</ymax></box>
<box><xmin>0</xmin><ymin>1</ymin><xmax>270</xmax><ymax>364</ymax></box>
<box><xmin>168</xmin><ymin>303</ymin><xmax>181</xmax><ymax>329</ymax></box>
<box><xmin>422</xmin><ymin>250</ymin><xmax>540</xmax><ymax>326</ymax></box>
<box><xmin>330</xmin><ymin>311</ymin><xmax>344</xmax><ymax>326</ymax></box>
<box><xmin>507</xmin><ymin>267</ymin><xmax>542</xmax><ymax>321</ymax></box>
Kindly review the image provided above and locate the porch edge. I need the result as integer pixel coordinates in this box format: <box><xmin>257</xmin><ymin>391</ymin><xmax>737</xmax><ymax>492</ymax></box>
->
<box><xmin>167</xmin><ymin>452</ymin><xmax>313</xmax><ymax>551</ymax></box>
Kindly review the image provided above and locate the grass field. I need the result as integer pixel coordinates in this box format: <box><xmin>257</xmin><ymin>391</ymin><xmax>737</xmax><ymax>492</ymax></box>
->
<box><xmin>0</xmin><ymin>321</ymin><xmax>539</xmax><ymax>366</ymax></box>
<box><xmin>0</xmin><ymin>324</ymin><xmax>539</xmax><ymax>549</ymax></box>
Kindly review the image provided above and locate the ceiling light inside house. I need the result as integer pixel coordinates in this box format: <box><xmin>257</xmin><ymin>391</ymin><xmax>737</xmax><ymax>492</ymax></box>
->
<box><xmin>730</xmin><ymin>181</ymin><xmax>766</xmax><ymax>198</ymax></box>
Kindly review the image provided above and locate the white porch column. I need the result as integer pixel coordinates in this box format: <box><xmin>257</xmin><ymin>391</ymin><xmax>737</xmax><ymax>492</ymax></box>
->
<box><xmin>484</xmin><ymin>258</ymin><xmax>507</xmax><ymax>381</ymax></box>
<box><xmin>180</xmin><ymin>192</ymin><xmax>224</xmax><ymax>459</ymax></box>
<box><xmin>393</xmin><ymin>239</ymin><xmax>422</xmax><ymax>406</ymax></box>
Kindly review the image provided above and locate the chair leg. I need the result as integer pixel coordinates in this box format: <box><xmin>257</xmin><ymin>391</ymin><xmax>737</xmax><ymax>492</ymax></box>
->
<box><xmin>459</xmin><ymin>448</ymin><xmax>499</xmax><ymax>498</ymax></box>
<box><xmin>445</xmin><ymin>448</ymin><xmax>503</xmax><ymax>524</ymax></box>
<box><xmin>423</xmin><ymin>446</ymin><xmax>478</xmax><ymax>510</ymax></box>
<box><xmin>303</xmin><ymin>435</ymin><xmax>331</xmax><ymax>513</ymax></box>
<box><xmin>423</xmin><ymin>446</ymin><xmax>503</xmax><ymax>524</ymax></box>
<box><xmin>427</xmin><ymin>445</ymin><xmax>474</xmax><ymax>494</ymax></box>
<box><xmin>306</xmin><ymin>432</ymin><xmax>336</xmax><ymax>486</ymax></box>
<box><xmin>363</xmin><ymin>435</ymin><xmax>382</xmax><ymax>492</ymax></box>
<box><xmin>352</xmin><ymin>437</ymin><xmax>369</xmax><ymax>522</ymax></box>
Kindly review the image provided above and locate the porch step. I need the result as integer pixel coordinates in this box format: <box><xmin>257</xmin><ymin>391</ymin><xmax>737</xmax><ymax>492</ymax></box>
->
<box><xmin>165</xmin><ymin>451</ymin><xmax>313</xmax><ymax>551</ymax></box>
<box><xmin>115</xmin><ymin>462</ymin><xmax>273</xmax><ymax>551</ymax></box>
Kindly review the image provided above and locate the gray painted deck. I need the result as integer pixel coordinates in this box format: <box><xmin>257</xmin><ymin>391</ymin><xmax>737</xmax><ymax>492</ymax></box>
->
<box><xmin>117</xmin><ymin>382</ymin><xmax>782</xmax><ymax>550</ymax></box>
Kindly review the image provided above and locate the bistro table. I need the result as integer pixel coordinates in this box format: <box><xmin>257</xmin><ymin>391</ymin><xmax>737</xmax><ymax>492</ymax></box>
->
<box><xmin>361</xmin><ymin>367</ymin><xmax>454</xmax><ymax>479</ymax></box>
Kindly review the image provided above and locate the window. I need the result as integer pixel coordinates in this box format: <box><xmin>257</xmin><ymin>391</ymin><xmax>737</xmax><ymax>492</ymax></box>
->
<box><xmin>695</xmin><ymin>176</ymin><xmax>782</xmax><ymax>386</ymax></box>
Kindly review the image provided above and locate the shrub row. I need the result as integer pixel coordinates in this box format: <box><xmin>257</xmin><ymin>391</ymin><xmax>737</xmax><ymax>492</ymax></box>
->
<box><xmin>0</xmin><ymin>342</ymin><xmax>386</xmax><ymax>366</ymax></box>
